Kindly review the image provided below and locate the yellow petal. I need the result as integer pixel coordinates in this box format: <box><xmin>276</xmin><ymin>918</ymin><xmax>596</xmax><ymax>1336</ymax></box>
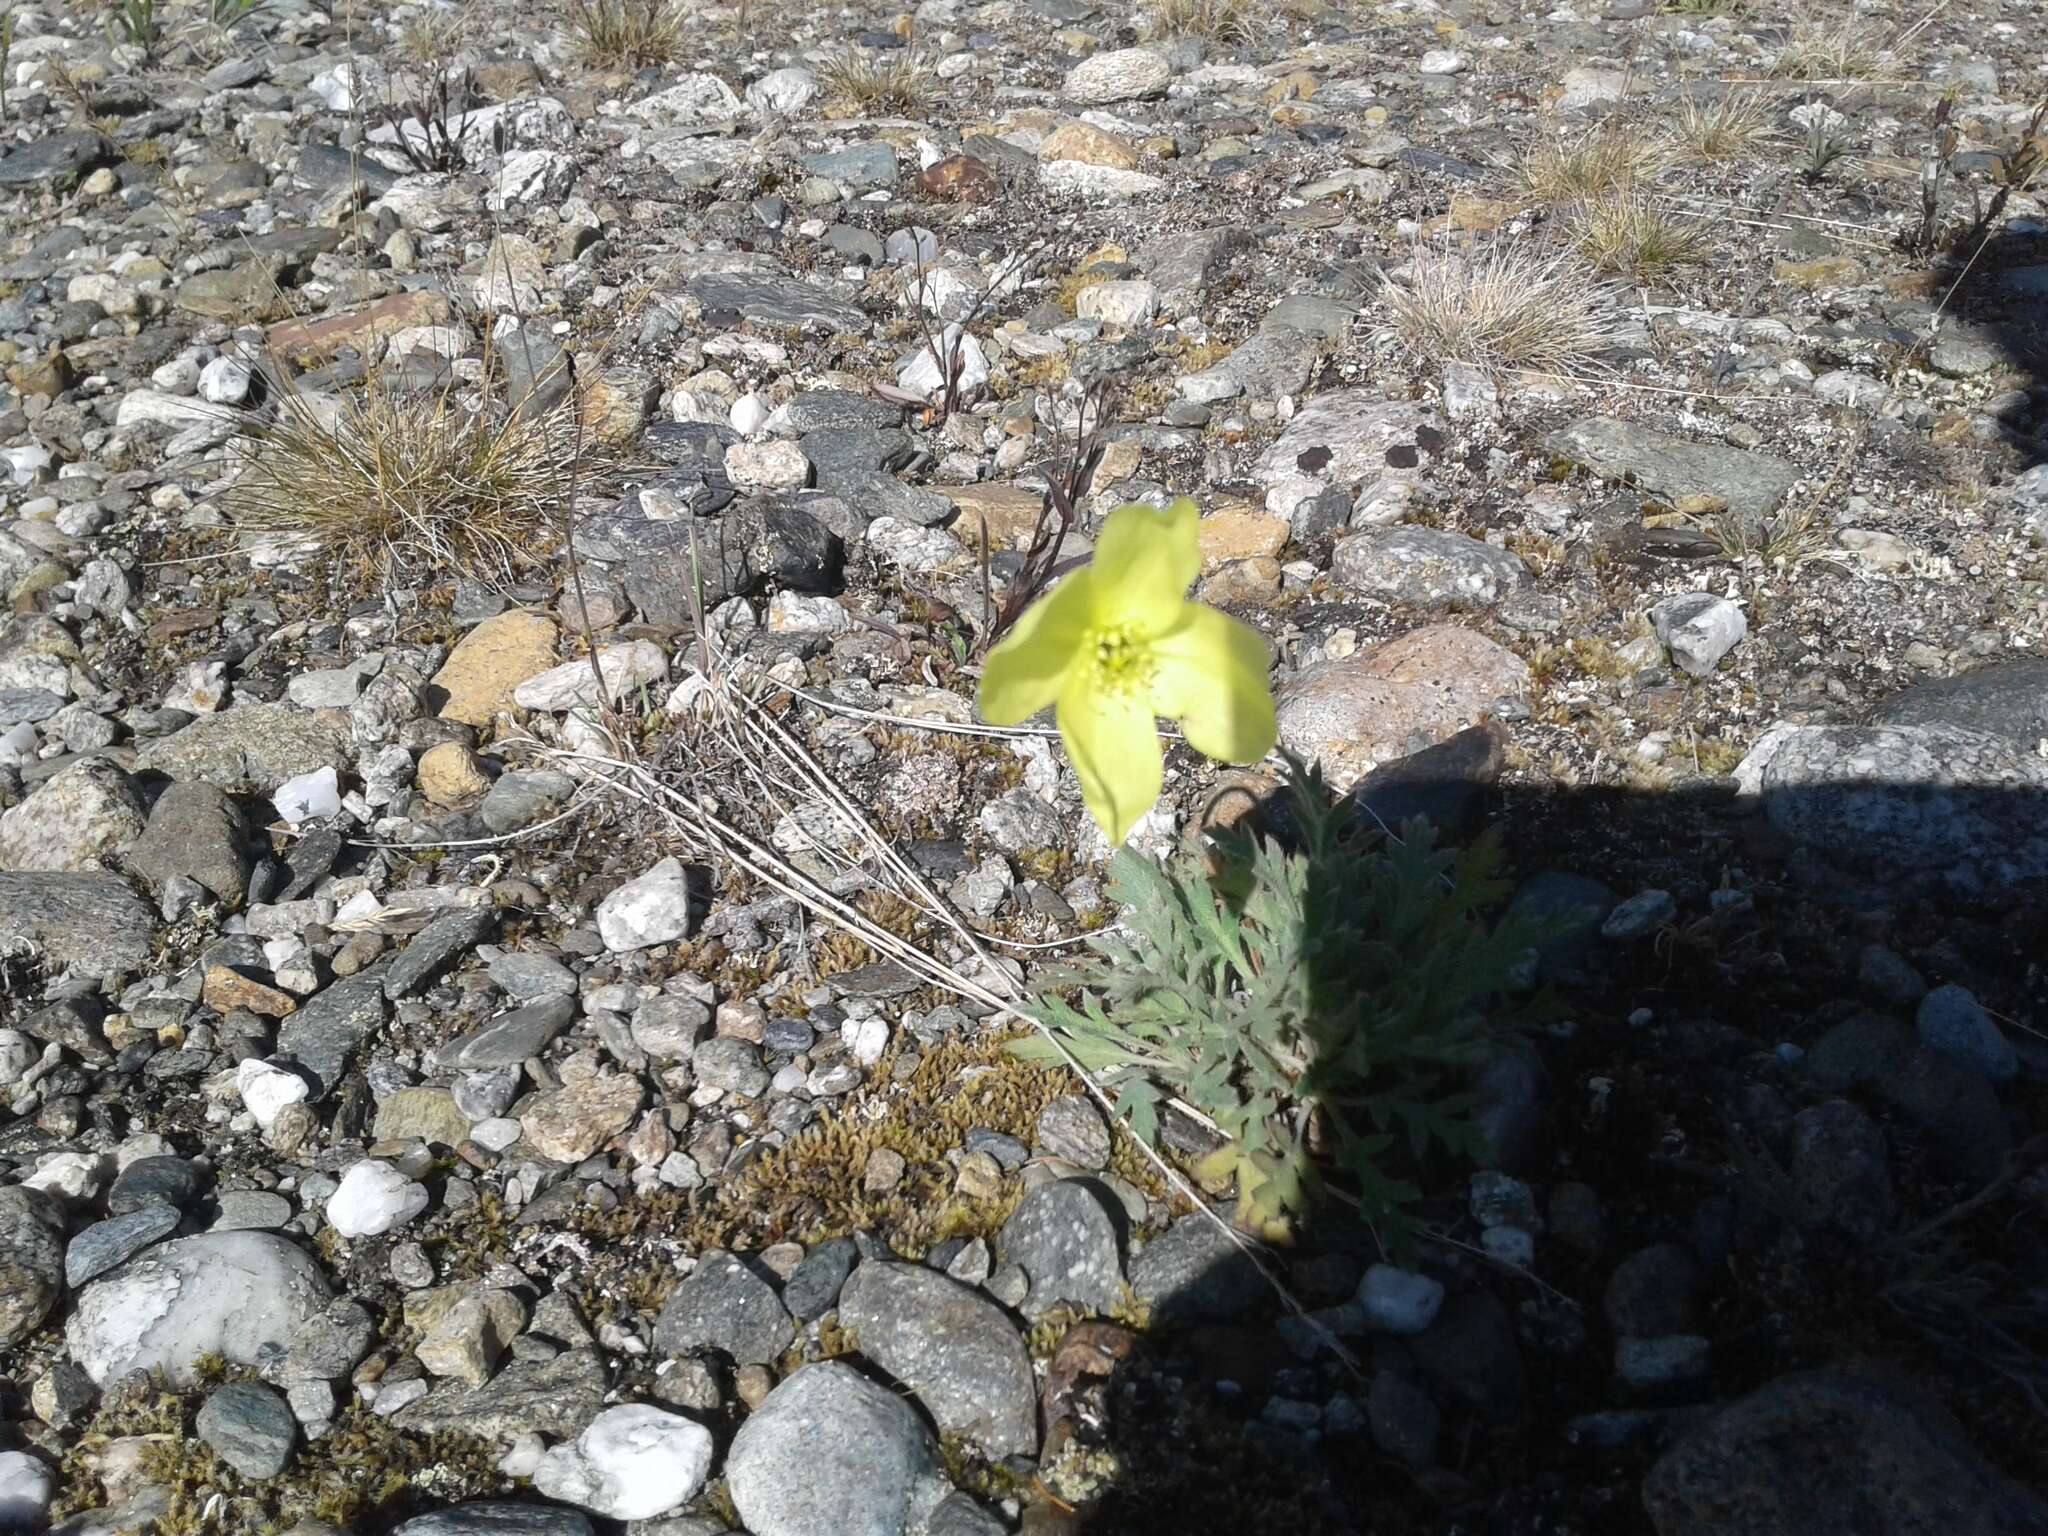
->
<box><xmin>1058</xmin><ymin>680</ymin><xmax>1163</xmax><ymax>847</ymax></box>
<box><xmin>1091</xmin><ymin>498</ymin><xmax>1200</xmax><ymax>637</ymax></box>
<box><xmin>1147</xmin><ymin>604</ymin><xmax>1278</xmax><ymax>765</ymax></box>
<box><xmin>977</xmin><ymin>567</ymin><xmax>1098</xmax><ymax>725</ymax></box>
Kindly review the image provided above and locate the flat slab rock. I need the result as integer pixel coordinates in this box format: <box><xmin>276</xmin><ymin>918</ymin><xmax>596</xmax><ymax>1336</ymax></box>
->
<box><xmin>1735</xmin><ymin>721</ymin><xmax>2048</xmax><ymax>899</ymax></box>
<box><xmin>1643</xmin><ymin>1368</ymin><xmax>2048</xmax><ymax>1536</ymax></box>
<box><xmin>1868</xmin><ymin>657</ymin><xmax>2048</xmax><ymax>748</ymax></box>
<box><xmin>1254</xmin><ymin>391</ymin><xmax>1444</xmax><ymax>491</ymax></box>
<box><xmin>0</xmin><ymin>870</ymin><xmax>156</xmax><ymax>980</ymax></box>
<box><xmin>65</xmin><ymin>1232</ymin><xmax>332</xmax><ymax>1387</ymax></box>
<box><xmin>1544</xmin><ymin>418</ymin><xmax>1798</xmax><ymax>533</ymax></box>
<box><xmin>134</xmin><ymin>701</ymin><xmax>355</xmax><ymax>794</ymax></box>
<box><xmin>391</xmin><ymin>1348</ymin><xmax>607</xmax><ymax>1439</ymax></box>
<box><xmin>681</xmin><ymin>271</ymin><xmax>866</xmax><ymax>333</ymax></box>
<box><xmin>836</xmin><ymin>1260</ymin><xmax>1038</xmax><ymax>1457</ymax></box>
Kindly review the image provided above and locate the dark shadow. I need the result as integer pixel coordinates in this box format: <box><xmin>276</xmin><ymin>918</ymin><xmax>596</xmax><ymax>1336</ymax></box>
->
<box><xmin>1017</xmin><ymin>722</ymin><xmax>2048</xmax><ymax>1536</ymax></box>
<box><xmin>1924</xmin><ymin>214</ymin><xmax>2048</xmax><ymax>475</ymax></box>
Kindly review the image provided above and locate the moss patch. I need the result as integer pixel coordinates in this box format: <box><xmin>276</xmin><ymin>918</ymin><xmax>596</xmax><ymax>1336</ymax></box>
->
<box><xmin>54</xmin><ymin>1375</ymin><xmax>510</xmax><ymax>1533</ymax></box>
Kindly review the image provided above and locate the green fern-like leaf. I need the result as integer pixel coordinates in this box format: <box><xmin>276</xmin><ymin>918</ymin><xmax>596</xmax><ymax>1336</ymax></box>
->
<box><xmin>1022</xmin><ymin>755</ymin><xmax>1550</xmax><ymax>1242</ymax></box>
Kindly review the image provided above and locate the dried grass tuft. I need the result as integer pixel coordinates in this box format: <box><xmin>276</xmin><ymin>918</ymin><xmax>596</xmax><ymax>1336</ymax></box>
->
<box><xmin>1772</xmin><ymin>16</ymin><xmax>1903</xmax><ymax>82</ymax></box>
<box><xmin>1515</xmin><ymin>127</ymin><xmax>1670</xmax><ymax>204</ymax></box>
<box><xmin>815</xmin><ymin>49</ymin><xmax>928</xmax><ymax>115</ymax></box>
<box><xmin>226</xmin><ymin>372</ymin><xmax>575</xmax><ymax>590</ymax></box>
<box><xmin>565</xmin><ymin>0</ymin><xmax>687</xmax><ymax>69</ymax></box>
<box><xmin>1572</xmin><ymin>188</ymin><xmax>1710</xmax><ymax>276</ymax></box>
<box><xmin>1381</xmin><ymin>243</ymin><xmax>1626</xmax><ymax>375</ymax></box>
<box><xmin>1149</xmin><ymin>0</ymin><xmax>1258</xmax><ymax>43</ymax></box>
<box><xmin>1671</xmin><ymin>87</ymin><xmax>1774</xmax><ymax>162</ymax></box>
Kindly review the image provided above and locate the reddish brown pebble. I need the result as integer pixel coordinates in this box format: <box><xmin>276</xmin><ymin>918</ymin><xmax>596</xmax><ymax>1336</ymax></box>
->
<box><xmin>916</xmin><ymin>154</ymin><xmax>999</xmax><ymax>203</ymax></box>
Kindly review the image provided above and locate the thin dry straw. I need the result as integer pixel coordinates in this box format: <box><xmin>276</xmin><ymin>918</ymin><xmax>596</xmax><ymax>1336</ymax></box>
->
<box><xmin>546</xmin><ymin>675</ymin><xmax>1367</xmax><ymax>1372</ymax></box>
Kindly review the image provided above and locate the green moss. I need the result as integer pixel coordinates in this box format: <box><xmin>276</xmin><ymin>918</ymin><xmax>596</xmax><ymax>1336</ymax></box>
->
<box><xmin>57</xmin><ymin>1379</ymin><xmax>513</xmax><ymax>1533</ymax></box>
<box><xmin>567</xmin><ymin>1032</ymin><xmax>1169</xmax><ymax>1331</ymax></box>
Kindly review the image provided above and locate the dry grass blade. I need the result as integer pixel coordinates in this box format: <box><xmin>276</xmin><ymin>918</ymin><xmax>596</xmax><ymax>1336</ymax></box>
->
<box><xmin>1381</xmin><ymin>244</ymin><xmax>1626</xmax><ymax>375</ymax></box>
<box><xmin>1714</xmin><ymin>421</ymin><xmax>1863</xmax><ymax>565</ymax></box>
<box><xmin>1149</xmin><ymin>0</ymin><xmax>1257</xmax><ymax>43</ymax></box>
<box><xmin>1672</xmin><ymin>87</ymin><xmax>1774</xmax><ymax>162</ymax></box>
<box><xmin>565</xmin><ymin>0</ymin><xmax>686</xmax><ymax>69</ymax></box>
<box><xmin>1514</xmin><ymin>126</ymin><xmax>1669</xmax><ymax>204</ymax></box>
<box><xmin>538</xmin><ymin>675</ymin><xmax>1360</xmax><ymax>1370</ymax></box>
<box><xmin>815</xmin><ymin>49</ymin><xmax>927</xmax><ymax>115</ymax></box>
<box><xmin>1573</xmin><ymin>188</ymin><xmax>1711</xmax><ymax>276</ymax></box>
<box><xmin>226</xmin><ymin>374</ymin><xmax>576</xmax><ymax>591</ymax></box>
<box><xmin>397</xmin><ymin>5</ymin><xmax>469</xmax><ymax>63</ymax></box>
<box><xmin>1772</xmin><ymin>19</ymin><xmax>1895</xmax><ymax>81</ymax></box>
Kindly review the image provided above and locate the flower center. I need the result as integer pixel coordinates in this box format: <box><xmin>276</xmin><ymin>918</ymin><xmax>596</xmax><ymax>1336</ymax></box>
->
<box><xmin>1088</xmin><ymin>624</ymin><xmax>1154</xmax><ymax>700</ymax></box>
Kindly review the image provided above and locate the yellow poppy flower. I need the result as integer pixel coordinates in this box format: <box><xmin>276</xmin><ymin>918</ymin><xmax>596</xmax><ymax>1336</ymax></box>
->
<box><xmin>977</xmin><ymin>497</ymin><xmax>1279</xmax><ymax>845</ymax></box>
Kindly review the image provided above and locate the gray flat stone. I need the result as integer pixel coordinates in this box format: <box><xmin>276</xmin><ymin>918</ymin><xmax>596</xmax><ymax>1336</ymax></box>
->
<box><xmin>0</xmin><ymin>131</ymin><xmax>108</xmax><ymax>187</ymax></box>
<box><xmin>391</xmin><ymin>1348</ymin><xmax>606</xmax><ymax>1439</ymax></box>
<box><xmin>1868</xmin><ymin>659</ymin><xmax>2048</xmax><ymax>750</ymax></box>
<box><xmin>683</xmin><ymin>271</ymin><xmax>867</xmax><ymax>333</ymax></box>
<box><xmin>65</xmin><ymin>1204</ymin><xmax>182</xmax><ymax>1288</ymax></box>
<box><xmin>196</xmin><ymin>1381</ymin><xmax>296</xmax><ymax>1479</ymax></box>
<box><xmin>837</xmin><ymin>1261</ymin><xmax>1038</xmax><ymax>1456</ymax></box>
<box><xmin>1735</xmin><ymin>721</ymin><xmax>2048</xmax><ymax>900</ymax></box>
<box><xmin>726</xmin><ymin>1362</ymin><xmax>949</xmax><ymax>1536</ymax></box>
<box><xmin>0</xmin><ymin>871</ymin><xmax>156</xmax><ymax>980</ymax></box>
<box><xmin>1545</xmin><ymin>418</ymin><xmax>1799</xmax><ymax>537</ymax></box>
<box><xmin>432</xmin><ymin>994</ymin><xmax>578</xmax><ymax>1071</ymax></box>
<box><xmin>134</xmin><ymin>702</ymin><xmax>354</xmax><ymax>795</ymax></box>
<box><xmin>1128</xmin><ymin>1213</ymin><xmax>1268</xmax><ymax>1327</ymax></box>
<box><xmin>275</xmin><ymin>965</ymin><xmax>392</xmax><ymax>1097</ymax></box>
<box><xmin>652</xmin><ymin>1250</ymin><xmax>793</xmax><ymax>1365</ymax></box>
<box><xmin>996</xmin><ymin>1178</ymin><xmax>1125</xmax><ymax>1319</ymax></box>
<box><xmin>394</xmin><ymin>1506</ymin><xmax>594</xmax><ymax>1536</ymax></box>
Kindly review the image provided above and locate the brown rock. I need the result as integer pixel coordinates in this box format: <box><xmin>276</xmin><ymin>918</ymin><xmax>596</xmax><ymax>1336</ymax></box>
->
<box><xmin>519</xmin><ymin>1074</ymin><xmax>645</xmax><ymax>1162</ymax></box>
<box><xmin>1195</xmin><ymin>556</ymin><xmax>1282</xmax><ymax>606</ymax></box>
<box><xmin>417</xmin><ymin>1289</ymin><xmax>526</xmax><ymax>1387</ymax></box>
<box><xmin>1039</xmin><ymin>122</ymin><xmax>1141</xmax><ymax>170</ymax></box>
<box><xmin>1275</xmin><ymin>625</ymin><xmax>1532</xmax><ymax>791</ymax></box>
<box><xmin>374</xmin><ymin>1086</ymin><xmax>472</xmax><ymax>1147</ymax></box>
<box><xmin>146</xmin><ymin>607</ymin><xmax>220</xmax><ymax>644</ymax></box>
<box><xmin>203</xmin><ymin>964</ymin><xmax>298</xmax><ymax>1019</ymax></box>
<box><xmin>1196</xmin><ymin>508</ymin><xmax>1288</xmax><ymax>568</ymax></box>
<box><xmin>1427</xmin><ymin>194</ymin><xmax>1515</xmax><ymax>235</ymax></box>
<box><xmin>5</xmin><ymin>348</ymin><xmax>73</xmax><ymax>398</ymax></box>
<box><xmin>1774</xmin><ymin>256</ymin><xmax>1864</xmax><ymax>288</ymax></box>
<box><xmin>577</xmin><ymin>363</ymin><xmax>656</xmax><ymax>444</ymax></box>
<box><xmin>427</xmin><ymin>610</ymin><xmax>560</xmax><ymax>727</ymax></box>
<box><xmin>266</xmin><ymin>290</ymin><xmax>456</xmax><ymax>366</ymax></box>
<box><xmin>416</xmin><ymin>742</ymin><xmax>491</xmax><ymax>806</ymax></box>
<box><xmin>472</xmin><ymin>60</ymin><xmax>544</xmax><ymax>100</ymax></box>
<box><xmin>949</xmin><ymin>484</ymin><xmax>1046</xmax><ymax>552</ymax></box>
<box><xmin>1093</xmin><ymin>439</ymin><xmax>1141</xmax><ymax>485</ymax></box>
<box><xmin>174</xmin><ymin>259</ymin><xmax>289</xmax><ymax>322</ymax></box>
<box><xmin>955</xmin><ymin>1150</ymin><xmax>1005</xmax><ymax>1199</ymax></box>
<box><xmin>916</xmin><ymin>154</ymin><xmax>1000</xmax><ymax>203</ymax></box>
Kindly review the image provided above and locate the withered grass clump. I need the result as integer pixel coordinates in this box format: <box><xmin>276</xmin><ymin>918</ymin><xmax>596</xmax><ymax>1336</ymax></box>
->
<box><xmin>815</xmin><ymin>49</ymin><xmax>928</xmax><ymax>115</ymax></box>
<box><xmin>565</xmin><ymin>0</ymin><xmax>687</xmax><ymax>68</ymax></box>
<box><xmin>1514</xmin><ymin>126</ymin><xmax>1670</xmax><ymax>204</ymax></box>
<box><xmin>1382</xmin><ymin>243</ymin><xmax>1625</xmax><ymax>375</ymax></box>
<box><xmin>227</xmin><ymin>376</ymin><xmax>574</xmax><ymax>589</ymax></box>
<box><xmin>1149</xmin><ymin>0</ymin><xmax>1258</xmax><ymax>43</ymax></box>
<box><xmin>1773</xmin><ymin>18</ymin><xmax>1896</xmax><ymax>81</ymax></box>
<box><xmin>1672</xmin><ymin>87</ymin><xmax>1774</xmax><ymax>162</ymax></box>
<box><xmin>1572</xmin><ymin>188</ymin><xmax>1710</xmax><ymax>275</ymax></box>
